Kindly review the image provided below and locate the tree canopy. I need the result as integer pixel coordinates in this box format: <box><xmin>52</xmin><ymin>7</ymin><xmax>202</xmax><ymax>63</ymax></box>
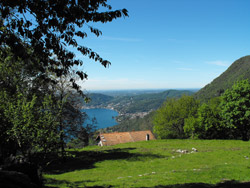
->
<box><xmin>184</xmin><ymin>97</ymin><xmax>228</xmax><ymax>139</ymax></box>
<box><xmin>153</xmin><ymin>79</ymin><xmax>250</xmax><ymax>141</ymax></box>
<box><xmin>0</xmin><ymin>0</ymin><xmax>128</xmax><ymax>92</ymax></box>
<box><xmin>0</xmin><ymin>0</ymin><xmax>128</xmax><ymax>164</ymax></box>
<box><xmin>221</xmin><ymin>79</ymin><xmax>250</xmax><ymax>141</ymax></box>
<box><xmin>153</xmin><ymin>95</ymin><xmax>199</xmax><ymax>139</ymax></box>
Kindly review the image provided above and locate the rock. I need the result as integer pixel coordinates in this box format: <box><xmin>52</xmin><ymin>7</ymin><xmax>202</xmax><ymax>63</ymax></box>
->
<box><xmin>192</xmin><ymin>148</ymin><xmax>198</xmax><ymax>152</ymax></box>
<box><xmin>176</xmin><ymin>149</ymin><xmax>188</xmax><ymax>154</ymax></box>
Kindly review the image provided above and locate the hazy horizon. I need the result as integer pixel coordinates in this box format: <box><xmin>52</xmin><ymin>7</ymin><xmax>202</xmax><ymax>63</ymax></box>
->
<box><xmin>76</xmin><ymin>0</ymin><xmax>250</xmax><ymax>91</ymax></box>
<box><xmin>86</xmin><ymin>88</ymin><xmax>200</xmax><ymax>92</ymax></box>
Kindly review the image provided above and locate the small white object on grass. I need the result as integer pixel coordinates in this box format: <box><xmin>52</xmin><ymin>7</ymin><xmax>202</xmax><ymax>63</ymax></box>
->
<box><xmin>192</xmin><ymin>148</ymin><xmax>198</xmax><ymax>152</ymax></box>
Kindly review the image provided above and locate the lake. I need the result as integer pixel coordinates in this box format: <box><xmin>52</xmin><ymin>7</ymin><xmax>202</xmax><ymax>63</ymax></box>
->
<box><xmin>82</xmin><ymin>108</ymin><xmax>119</xmax><ymax>129</ymax></box>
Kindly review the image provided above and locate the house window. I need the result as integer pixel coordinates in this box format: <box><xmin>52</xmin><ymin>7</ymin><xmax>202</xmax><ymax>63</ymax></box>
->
<box><xmin>146</xmin><ymin>134</ymin><xmax>150</xmax><ymax>141</ymax></box>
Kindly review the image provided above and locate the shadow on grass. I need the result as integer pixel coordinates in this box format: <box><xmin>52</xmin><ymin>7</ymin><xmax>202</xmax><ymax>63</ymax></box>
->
<box><xmin>142</xmin><ymin>180</ymin><xmax>250</xmax><ymax>188</ymax></box>
<box><xmin>45</xmin><ymin>147</ymin><xmax>163</xmax><ymax>174</ymax></box>
<box><xmin>44</xmin><ymin>180</ymin><xmax>250</xmax><ymax>188</ymax></box>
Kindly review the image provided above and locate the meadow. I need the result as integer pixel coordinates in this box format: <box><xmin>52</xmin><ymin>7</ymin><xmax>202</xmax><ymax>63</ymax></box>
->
<box><xmin>44</xmin><ymin>139</ymin><xmax>250</xmax><ymax>188</ymax></box>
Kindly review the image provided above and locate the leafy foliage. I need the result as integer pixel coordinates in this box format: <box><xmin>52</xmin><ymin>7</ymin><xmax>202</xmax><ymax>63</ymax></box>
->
<box><xmin>153</xmin><ymin>95</ymin><xmax>199</xmax><ymax>139</ymax></box>
<box><xmin>0</xmin><ymin>50</ymin><xmax>58</xmax><ymax>162</ymax></box>
<box><xmin>0</xmin><ymin>0</ymin><xmax>128</xmax><ymax>93</ymax></box>
<box><xmin>184</xmin><ymin>97</ymin><xmax>229</xmax><ymax>139</ymax></box>
<box><xmin>0</xmin><ymin>0</ymin><xmax>128</xmax><ymax>163</ymax></box>
<box><xmin>153</xmin><ymin>56</ymin><xmax>250</xmax><ymax>140</ymax></box>
<box><xmin>221</xmin><ymin>79</ymin><xmax>250</xmax><ymax>141</ymax></box>
<box><xmin>68</xmin><ymin>117</ymin><xmax>97</xmax><ymax>148</ymax></box>
<box><xmin>52</xmin><ymin>74</ymin><xmax>88</xmax><ymax>158</ymax></box>
<box><xmin>2</xmin><ymin>92</ymin><xmax>60</xmax><ymax>156</ymax></box>
<box><xmin>154</xmin><ymin>79</ymin><xmax>250</xmax><ymax>141</ymax></box>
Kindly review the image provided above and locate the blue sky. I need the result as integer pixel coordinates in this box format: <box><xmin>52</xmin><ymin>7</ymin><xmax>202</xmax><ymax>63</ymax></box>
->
<box><xmin>76</xmin><ymin>0</ymin><xmax>250</xmax><ymax>91</ymax></box>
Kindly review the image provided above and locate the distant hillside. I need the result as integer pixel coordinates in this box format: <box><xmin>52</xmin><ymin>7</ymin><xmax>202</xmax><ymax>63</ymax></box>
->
<box><xmin>109</xmin><ymin>56</ymin><xmax>250</xmax><ymax>132</ymax></box>
<box><xmin>86</xmin><ymin>93</ymin><xmax>114</xmax><ymax>106</ymax></box>
<box><xmin>85</xmin><ymin>89</ymin><xmax>194</xmax><ymax>114</ymax></box>
<box><xmin>99</xmin><ymin>90</ymin><xmax>195</xmax><ymax>133</ymax></box>
<box><xmin>195</xmin><ymin>55</ymin><xmax>250</xmax><ymax>101</ymax></box>
<box><xmin>113</xmin><ymin>89</ymin><xmax>194</xmax><ymax>113</ymax></box>
<box><xmin>90</xmin><ymin>89</ymin><xmax>168</xmax><ymax>97</ymax></box>
<box><xmin>104</xmin><ymin>111</ymin><xmax>156</xmax><ymax>133</ymax></box>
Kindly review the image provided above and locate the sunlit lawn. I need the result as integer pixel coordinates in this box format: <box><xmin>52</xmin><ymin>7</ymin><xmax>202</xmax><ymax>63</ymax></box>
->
<box><xmin>44</xmin><ymin>139</ymin><xmax>250</xmax><ymax>188</ymax></box>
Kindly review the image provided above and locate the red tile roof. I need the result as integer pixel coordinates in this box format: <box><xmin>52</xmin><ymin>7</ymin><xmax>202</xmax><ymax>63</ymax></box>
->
<box><xmin>98</xmin><ymin>130</ymin><xmax>156</xmax><ymax>146</ymax></box>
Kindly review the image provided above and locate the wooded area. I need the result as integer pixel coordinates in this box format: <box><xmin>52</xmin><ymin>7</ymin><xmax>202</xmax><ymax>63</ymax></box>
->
<box><xmin>0</xmin><ymin>1</ymin><xmax>128</xmax><ymax>187</ymax></box>
<box><xmin>154</xmin><ymin>79</ymin><xmax>250</xmax><ymax>141</ymax></box>
<box><xmin>1</xmin><ymin>1</ymin><xmax>250</xmax><ymax>187</ymax></box>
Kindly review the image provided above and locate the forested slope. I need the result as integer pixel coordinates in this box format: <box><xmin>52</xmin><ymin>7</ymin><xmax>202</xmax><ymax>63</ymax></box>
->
<box><xmin>111</xmin><ymin>55</ymin><xmax>250</xmax><ymax>133</ymax></box>
<box><xmin>101</xmin><ymin>90</ymin><xmax>194</xmax><ymax>133</ymax></box>
<box><xmin>105</xmin><ymin>111</ymin><xmax>156</xmax><ymax>132</ymax></box>
<box><xmin>195</xmin><ymin>55</ymin><xmax>250</xmax><ymax>101</ymax></box>
<box><xmin>86</xmin><ymin>93</ymin><xmax>114</xmax><ymax>106</ymax></box>
<box><xmin>86</xmin><ymin>89</ymin><xmax>194</xmax><ymax>113</ymax></box>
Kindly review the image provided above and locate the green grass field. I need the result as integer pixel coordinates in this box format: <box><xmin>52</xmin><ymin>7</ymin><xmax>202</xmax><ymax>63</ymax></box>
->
<box><xmin>44</xmin><ymin>139</ymin><xmax>250</xmax><ymax>188</ymax></box>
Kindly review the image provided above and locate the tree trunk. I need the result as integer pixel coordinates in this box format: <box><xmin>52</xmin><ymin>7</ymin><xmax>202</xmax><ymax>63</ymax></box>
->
<box><xmin>59</xmin><ymin>93</ymin><xmax>65</xmax><ymax>161</ymax></box>
<box><xmin>59</xmin><ymin>122</ymin><xmax>66</xmax><ymax>162</ymax></box>
<box><xmin>242</xmin><ymin>133</ymin><xmax>249</xmax><ymax>141</ymax></box>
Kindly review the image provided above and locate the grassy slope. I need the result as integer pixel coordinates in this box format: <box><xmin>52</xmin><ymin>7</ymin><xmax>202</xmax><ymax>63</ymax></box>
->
<box><xmin>44</xmin><ymin>139</ymin><xmax>250</xmax><ymax>188</ymax></box>
<box><xmin>195</xmin><ymin>55</ymin><xmax>250</xmax><ymax>101</ymax></box>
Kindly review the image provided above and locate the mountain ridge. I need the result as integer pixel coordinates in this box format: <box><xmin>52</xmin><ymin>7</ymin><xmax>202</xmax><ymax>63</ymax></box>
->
<box><xmin>108</xmin><ymin>55</ymin><xmax>250</xmax><ymax>133</ymax></box>
<box><xmin>85</xmin><ymin>89</ymin><xmax>194</xmax><ymax>114</ymax></box>
<box><xmin>195</xmin><ymin>55</ymin><xmax>250</xmax><ymax>101</ymax></box>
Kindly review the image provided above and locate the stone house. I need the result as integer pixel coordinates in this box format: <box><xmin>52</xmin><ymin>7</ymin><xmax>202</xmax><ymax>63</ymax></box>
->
<box><xmin>96</xmin><ymin>130</ymin><xmax>156</xmax><ymax>146</ymax></box>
